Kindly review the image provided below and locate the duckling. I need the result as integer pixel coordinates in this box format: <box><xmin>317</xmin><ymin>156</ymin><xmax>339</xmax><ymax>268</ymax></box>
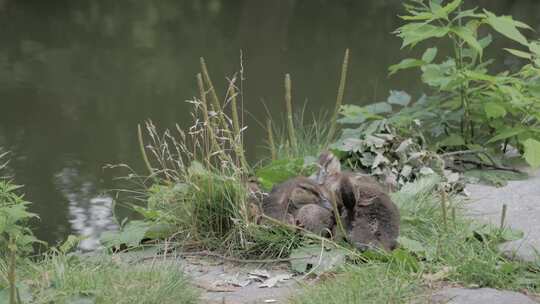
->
<box><xmin>313</xmin><ymin>151</ymin><xmax>400</xmax><ymax>251</ymax></box>
<box><xmin>343</xmin><ymin>182</ymin><xmax>400</xmax><ymax>251</ymax></box>
<box><xmin>261</xmin><ymin>177</ymin><xmax>334</xmax><ymax>234</ymax></box>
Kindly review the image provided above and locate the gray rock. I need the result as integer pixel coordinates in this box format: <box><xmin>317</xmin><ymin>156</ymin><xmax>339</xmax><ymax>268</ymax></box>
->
<box><xmin>465</xmin><ymin>168</ymin><xmax>540</xmax><ymax>262</ymax></box>
<box><xmin>431</xmin><ymin>287</ymin><xmax>538</xmax><ymax>304</ymax></box>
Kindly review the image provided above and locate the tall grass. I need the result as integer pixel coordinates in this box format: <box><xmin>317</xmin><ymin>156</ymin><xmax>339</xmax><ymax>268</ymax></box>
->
<box><xmin>266</xmin><ymin>50</ymin><xmax>350</xmax><ymax>161</ymax></box>
<box><xmin>126</xmin><ymin>49</ymin><xmax>351</xmax><ymax>257</ymax></box>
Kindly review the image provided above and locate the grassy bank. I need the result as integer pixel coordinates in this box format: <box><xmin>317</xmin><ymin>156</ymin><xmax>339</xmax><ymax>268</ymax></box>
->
<box><xmin>1</xmin><ymin>253</ymin><xmax>198</xmax><ymax>304</ymax></box>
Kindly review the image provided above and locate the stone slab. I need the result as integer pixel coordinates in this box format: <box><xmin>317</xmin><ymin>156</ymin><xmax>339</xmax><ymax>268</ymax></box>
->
<box><xmin>431</xmin><ymin>287</ymin><xmax>538</xmax><ymax>304</ymax></box>
<box><xmin>465</xmin><ymin>168</ymin><xmax>540</xmax><ymax>262</ymax></box>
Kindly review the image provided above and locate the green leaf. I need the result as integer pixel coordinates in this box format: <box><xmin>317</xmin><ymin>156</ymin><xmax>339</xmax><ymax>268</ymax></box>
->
<box><xmin>514</xmin><ymin>20</ymin><xmax>533</xmax><ymax>30</ymax></box>
<box><xmin>500</xmin><ymin>228</ymin><xmax>524</xmax><ymax>242</ymax></box>
<box><xmin>486</xmin><ymin>128</ymin><xmax>526</xmax><ymax>144</ymax></box>
<box><xmin>365</xmin><ymin>102</ymin><xmax>393</xmax><ymax>114</ymax></box>
<box><xmin>523</xmin><ymin>138</ymin><xmax>540</xmax><ymax>168</ymax></box>
<box><xmin>389</xmin><ymin>58</ymin><xmax>425</xmax><ymax>75</ymax></box>
<box><xmin>451</xmin><ymin>26</ymin><xmax>483</xmax><ymax>58</ymax></box>
<box><xmin>398</xmin><ymin>236</ymin><xmax>425</xmax><ymax>254</ymax></box>
<box><xmin>400</xmin><ymin>12</ymin><xmax>434</xmax><ymax>21</ymax></box>
<box><xmin>392</xmin><ymin>175</ymin><xmax>441</xmax><ymax>205</ymax></box>
<box><xmin>100</xmin><ymin>220</ymin><xmax>150</xmax><ymax>248</ymax></box>
<box><xmin>387</xmin><ymin>90</ymin><xmax>411</xmax><ymax>106</ymax></box>
<box><xmin>421</xmin><ymin>47</ymin><xmax>438</xmax><ymax>63</ymax></box>
<box><xmin>255</xmin><ymin>158</ymin><xmax>305</xmax><ymax>190</ymax></box>
<box><xmin>438</xmin><ymin>134</ymin><xmax>465</xmax><ymax>147</ymax></box>
<box><xmin>440</xmin><ymin>0</ymin><xmax>462</xmax><ymax>16</ymax></box>
<box><xmin>338</xmin><ymin>104</ymin><xmax>384</xmax><ymax>124</ymax></box>
<box><xmin>59</xmin><ymin>235</ymin><xmax>86</xmax><ymax>254</ymax></box>
<box><xmin>290</xmin><ymin>245</ymin><xmax>348</xmax><ymax>274</ymax></box>
<box><xmin>390</xmin><ymin>248</ymin><xmax>419</xmax><ymax>272</ymax></box>
<box><xmin>529</xmin><ymin>42</ymin><xmax>540</xmax><ymax>57</ymax></box>
<box><xmin>504</xmin><ymin>48</ymin><xmax>532</xmax><ymax>60</ymax></box>
<box><xmin>484</xmin><ymin>11</ymin><xmax>529</xmax><ymax>46</ymax></box>
<box><xmin>455</xmin><ymin>8</ymin><xmax>484</xmax><ymax>20</ymax></box>
<box><xmin>484</xmin><ymin>103</ymin><xmax>507</xmax><ymax>119</ymax></box>
<box><xmin>144</xmin><ymin>223</ymin><xmax>177</xmax><ymax>240</ymax></box>
<box><xmin>421</xmin><ymin>60</ymin><xmax>456</xmax><ymax>89</ymax></box>
<box><xmin>478</xmin><ymin>34</ymin><xmax>492</xmax><ymax>49</ymax></box>
<box><xmin>397</xmin><ymin>23</ymin><xmax>450</xmax><ymax>48</ymax></box>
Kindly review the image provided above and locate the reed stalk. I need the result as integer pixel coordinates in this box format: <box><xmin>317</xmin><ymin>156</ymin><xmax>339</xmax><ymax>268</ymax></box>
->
<box><xmin>266</xmin><ymin>119</ymin><xmax>277</xmax><ymax>161</ymax></box>
<box><xmin>440</xmin><ymin>189</ymin><xmax>448</xmax><ymax>231</ymax></box>
<box><xmin>327</xmin><ymin>49</ymin><xmax>350</xmax><ymax>143</ymax></box>
<box><xmin>197</xmin><ymin>73</ymin><xmax>222</xmax><ymax>164</ymax></box>
<box><xmin>228</xmin><ymin>81</ymin><xmax>249</xmax><ymax>171</ymax></box>
<box><xmin>138</xmin><ymin>124</ymin><xmax>154</xmax><ymax>176</ymax></box>
<box><xmin>200</xmin><ymin>57</ymin><xmax>229</xmax><ymax>133</ymax></box>
<box><xmin>284</xmin><ymin>74</ymin><xmax>297</xmax><ymax>151</ymax></box>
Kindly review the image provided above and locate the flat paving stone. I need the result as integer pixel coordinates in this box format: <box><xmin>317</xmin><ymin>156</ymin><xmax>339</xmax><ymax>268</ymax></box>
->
<box><xmin>431</xmin><ymin>287</ymin><xmax>538</xmax><ymax>304</ymax></box>
<box><xmin>465</xmin><ymin>168</ymin><xmax>540</xmax><ymax>262</ymax></box>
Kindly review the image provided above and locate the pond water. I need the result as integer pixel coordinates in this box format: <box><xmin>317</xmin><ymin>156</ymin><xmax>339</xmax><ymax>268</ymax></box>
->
<box><xmin>1</xmin><ymin>0</ymin><xmax>539</xmax><ymax>250</ymax></box>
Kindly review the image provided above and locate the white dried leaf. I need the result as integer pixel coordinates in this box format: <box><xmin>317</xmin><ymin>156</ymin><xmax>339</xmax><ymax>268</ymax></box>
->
<box><xmin>372</xmin><ymin>153</ymin><xmax>390</xmax><ymax>169</ymax></box>
<box><xmin>419</xmin><ymin>167</ymin><xmax>435</xmax><ymax>175</ymax></box>
<box><xmin>259</xmin><ymin>274</ymin><xmax>292</xmax><ymax>288</ymax></box>
<box><xmin>396</xmin><ymin>139</ymin><xmax>413</xmax><ymax>153</ymax></box>
<box><xmin>401</xmin><ymin>165</ymin><xmax>413</xmax><ymax>178</ymax></box>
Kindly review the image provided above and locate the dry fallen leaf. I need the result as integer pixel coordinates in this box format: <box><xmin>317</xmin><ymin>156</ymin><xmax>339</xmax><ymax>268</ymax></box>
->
<box><xmin>194</xmin><ymin>281</ymin><xmax>236</xmax><ymax>292</ymax></box>
<box><xmin>259</xmin><ymin>274</ymin><xmax>292</xmax><ymax>288</ymax></box>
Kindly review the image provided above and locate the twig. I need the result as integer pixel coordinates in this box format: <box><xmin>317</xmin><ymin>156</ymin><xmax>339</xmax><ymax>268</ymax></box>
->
<box><xmin>500</xmin><ymin>204</ymin><xmax>508</xmax><ymax>230</ymax></box>
<box><xmin>441</xmin><ymin>149</ymin><xmax>484</xmax><ymax>157</ymax></box>
<box><xmin>135</xmin><ymin>250</ymin><xmax>318</xmax><ymax>264</ymax></box>
<box><xmin>459</xmin><ymin>159</ymin><xmax>522</xmax><ymax>173</ymax></box>
<box><xmin>441</xmin><ymin>149</ymin><xmax>523</xmax><ymax>173</ymax></box>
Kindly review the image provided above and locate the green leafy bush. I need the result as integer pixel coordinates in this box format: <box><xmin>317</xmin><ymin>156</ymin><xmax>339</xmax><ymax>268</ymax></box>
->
<box><xmin>389</xmin><ymin>0</ymin><xmax>540</xmax><ymax>167</ymax></box>
<box><xmin>0</xmin><ymin>176</ymin><xmax>41</xmax><ymax>304</ymax></box>
<box><xmin>335</xmin><ymin>0</ymin><xmax>540</xmax><ymax>170</ymax></box>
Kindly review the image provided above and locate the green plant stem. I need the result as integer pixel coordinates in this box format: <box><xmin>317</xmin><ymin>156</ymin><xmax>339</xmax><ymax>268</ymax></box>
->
<box><xmin>197</xmin><ymin>73</ymin><xmax>230</xmax><ymax>166</ymax></box>
<box><xmin>328</xmin><ymin>48</ymin><xmax>350</xmax><ymax>143</ymax></box>
<box><xmin>138</xmin><ymin>124</ymin><xmax>154</xmax><ymax>177</ymax></box>
<box><xmin>228</xmin><ymin>82</ymin><xmax>249</xmax><ymax>171</ymax></box>
<box><xmin>8</xmin><ymin>238</ymin><xmax>16</xmax><ymax>304</ymax></box>
<box><xmin>284</xmin><ymin>73</ymin><xmax>297</xmax><ymax>151</ymax></box>
<box><xmin>440</xmin><ymin>189</ymin><xmax>448</xmax><ymax>231</ymax></box>
<box><xmin>266</xmin><ymin>119</ymin><xmax>277</xmax><ymax>161</ymax></box>
<box><xmin>200</xmin><ymin>57</ymin><xmax>229</xmax><ymax>133</ymax></box>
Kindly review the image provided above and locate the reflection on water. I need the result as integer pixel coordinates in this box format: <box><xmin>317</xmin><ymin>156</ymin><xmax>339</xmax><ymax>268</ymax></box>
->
<box><xmin>0</xmin><ymin>0</ymin><xmax>539</xmax><ymax>249</ymax></box>
<box><xmin>55</xmin><ymin>165</ymin><xmax>117</xmax><ymax>250</ymax></box>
